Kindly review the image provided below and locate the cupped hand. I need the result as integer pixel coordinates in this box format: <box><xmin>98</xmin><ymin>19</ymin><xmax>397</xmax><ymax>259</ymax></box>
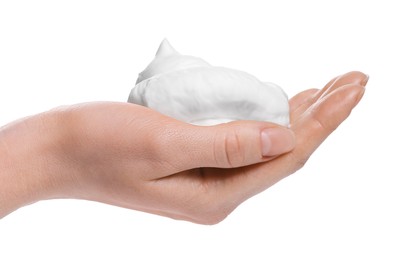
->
<box><xmin>0</xmin><ymin>72</ymin><xmax>368</xmax><ymax>223</ymax></box>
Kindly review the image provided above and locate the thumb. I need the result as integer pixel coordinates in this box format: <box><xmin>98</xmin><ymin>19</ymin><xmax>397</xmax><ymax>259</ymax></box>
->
<box><xmin>160</xmin><ymin>120</ymin><xmax>296</xmax><ymax>170</ymax></box>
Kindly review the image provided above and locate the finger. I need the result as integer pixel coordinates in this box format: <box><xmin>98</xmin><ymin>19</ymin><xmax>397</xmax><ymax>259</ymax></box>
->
<box><xmin>213</xmin><ymin>83</ymin><xmax>366</xmax><ymax>202</ymax></box>
<box><xmin>289</xmin><ymin>88</ymin><xmax>319</xmax><ymax>112</ymax></box>
<box><xmin>316</xmin><ymin>71</ymin><xmax>368</xmax><ymax>100</ymax></box>
<box><xmin>289</xmin><ymin>74</ymin><xmax>341</xmax><ymax>121</ymax></box>
<box><xmin>289</xmin><ymin>88</ymin><xmax>318</xmax><ymax>122</ymax></box>
<box><xmin>154</xmin><ymin>120</ymin><xmax>296</xmax><ymax>173</ymax></box>
<box><xmin>290</xmin><ymin>84</ymin><xmax>365</xmax><ymax>162</ymax></box>
<box><xmin>291</xmin><ymin>71</ymin><xmax>368</xmax><ymax>121</ymax></box>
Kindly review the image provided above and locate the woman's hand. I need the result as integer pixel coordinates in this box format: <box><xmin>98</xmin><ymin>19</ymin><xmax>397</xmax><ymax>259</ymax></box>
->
<box><xmin>0</xmin><ymin>71</ymin><xmax>368</xmax><ymax>224</ymax></box>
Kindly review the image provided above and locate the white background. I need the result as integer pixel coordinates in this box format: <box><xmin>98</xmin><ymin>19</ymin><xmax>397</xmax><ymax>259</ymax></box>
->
<box><xmin>1</xmin><ymin>0</ymin><xmax>405</xmax><ymax>259</ymax></box>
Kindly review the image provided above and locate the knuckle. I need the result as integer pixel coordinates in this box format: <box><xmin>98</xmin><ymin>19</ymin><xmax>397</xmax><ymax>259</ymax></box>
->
<box><xmin>286</xmin><ymin>151</ymin><xmax>310</xmax><ymax>173</ymax></box>
<box><xmin>196</xmin><ymin>213</ymin><xmax>228</xmax><ymax>225</ymax></box>
<box><xmin>310</xmin><ymin>105</ymin><xmax>338</xmax><ymax>133</ymax></box>
<box><xmin>225</xmin><ymin>130</ymin><xmax>244</xmax><ymax>167</ymax></box>
<box><xmin>294</xmin><ymin>156</ymin><xmax>309</xmax><ymax>171</ymax></box>
<box><xmin>192</xmin><ymin>203</ymin><xmax>231</xmax><ymax>225</ymax></box>
<box><xmin>185</xmin><ymin>181</ymin><xmax>233</xmax><ymax>225</ymax></box>
<box><xmin>214</xmin><ymin>129</ymin><xmax>244</xmax><ymax>168</ymax></box>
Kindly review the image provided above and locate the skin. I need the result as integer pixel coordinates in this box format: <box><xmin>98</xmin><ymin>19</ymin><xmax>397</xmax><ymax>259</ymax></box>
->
<box><xmin>0</xmin><ymin>71</ymin><xmax>368</xmax><ymax>224</ymax></box>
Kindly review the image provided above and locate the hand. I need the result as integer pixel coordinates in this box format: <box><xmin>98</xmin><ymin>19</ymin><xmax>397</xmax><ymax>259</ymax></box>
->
<box><xmin>0</xmin><ymin>71</ymin><xmax>368</xmax><ymax>223</ymax></box>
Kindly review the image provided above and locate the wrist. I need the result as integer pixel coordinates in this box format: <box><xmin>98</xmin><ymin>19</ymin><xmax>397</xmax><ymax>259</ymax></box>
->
<box><xmin>0</xmin><ymin>109</ymin><xmax>74</xmax><ymax>218</ymax></box>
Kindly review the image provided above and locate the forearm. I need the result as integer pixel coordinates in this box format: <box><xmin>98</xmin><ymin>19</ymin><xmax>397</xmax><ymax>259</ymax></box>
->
<box><xmin>0</xmin><ymin>111</ymin><xmax>72</xmax><ymax>218</ymax></box>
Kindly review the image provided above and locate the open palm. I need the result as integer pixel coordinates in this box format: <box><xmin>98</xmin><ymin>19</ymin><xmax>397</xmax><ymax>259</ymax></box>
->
<box><xmin>55</xmin><ymin>71</ymin><xmax>366</xmax><ymax>224</ymax></box>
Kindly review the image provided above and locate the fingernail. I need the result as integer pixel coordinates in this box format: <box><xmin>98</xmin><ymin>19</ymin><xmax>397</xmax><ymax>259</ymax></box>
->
<box><xmin>261</xmin><ymin>128</ymin><xmax>295</xmax><ymax>157</ymax></box>
<box><xmin>361</xmin><ymin>74</ymin><xmax>369</xmax><ymax>87</ymax></box>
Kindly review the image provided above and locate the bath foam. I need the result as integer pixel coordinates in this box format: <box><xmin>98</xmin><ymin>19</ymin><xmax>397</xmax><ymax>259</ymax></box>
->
<box><xmin>128</xmin><ymin>39</ymin><xmax>289</xmax><ymax>126</ymax></box>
